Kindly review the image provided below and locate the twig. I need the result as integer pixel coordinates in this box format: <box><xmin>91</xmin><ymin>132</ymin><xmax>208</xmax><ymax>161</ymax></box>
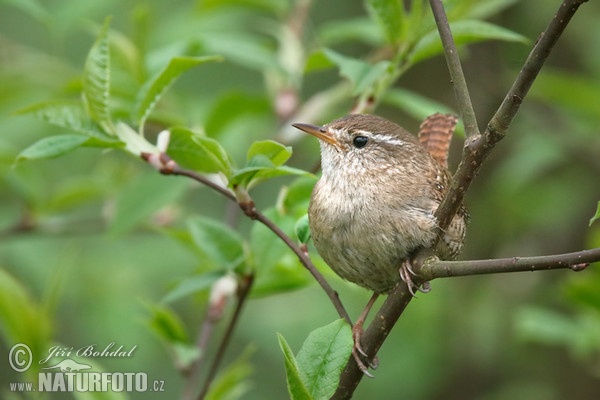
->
<box><xmin>429</xmin><ymin>0</ymin><xmax>479</xmax><ymax>138</ymax></box>
<box><xmin>333</xmin><ymin>1</ymin><xmax>588</xmax><ymax>397</ymax></box>
<box><xmin>434</xmin><ymin>0</ymin><xmax>589</xmax><ymax>232</ymax></box>
<box><xmin>196</xmin><ymin>274</ymin><xmax>254</xmax><ymax>400</ymax></box>
<box><xmin>420</xmin><ymin>248</ymin><xmax>600</xmax><ymax>279</ymax></box>
<box><xmin>161</xmin><ymin>163</ymin><xmax>351</xmax><ymax>324</ymax></box>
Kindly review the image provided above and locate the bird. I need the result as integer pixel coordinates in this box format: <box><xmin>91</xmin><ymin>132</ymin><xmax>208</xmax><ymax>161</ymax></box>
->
<box><xmin>292</xmin><ymin>113</ymin><xmax>467</xmax><ymax>375</ymax></box>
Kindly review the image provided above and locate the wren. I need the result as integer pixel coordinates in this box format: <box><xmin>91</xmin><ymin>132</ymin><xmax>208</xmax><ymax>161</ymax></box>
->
<box><xmin>293</xmin><ymin>113</ymin><xmax>467</xmax><ymax>374</ymax></box>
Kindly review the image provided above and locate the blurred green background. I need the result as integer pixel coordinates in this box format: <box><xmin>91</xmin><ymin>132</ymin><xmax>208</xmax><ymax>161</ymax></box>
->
<box><xmin>1</xmin><ymin>0</ymin><xmax>600</xmax><ymax>399</ymax></box>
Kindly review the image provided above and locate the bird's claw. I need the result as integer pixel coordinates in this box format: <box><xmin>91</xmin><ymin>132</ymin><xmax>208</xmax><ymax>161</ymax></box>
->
<box><xmin>352</xmin><ymin>323</ymin><xmax>378</xmax><ymax>377</ymax></box>
<box><xmin>399</xmin><ymin>260</ymin><xmax>430</xmax><ymax>296</ymax></box>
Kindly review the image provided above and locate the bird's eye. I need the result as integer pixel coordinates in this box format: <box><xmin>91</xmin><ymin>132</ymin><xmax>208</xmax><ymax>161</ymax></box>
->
<box><xmin>353</xmin><ymin>136</ymin><xmax>369</xmax><ymax>148</ymax></box>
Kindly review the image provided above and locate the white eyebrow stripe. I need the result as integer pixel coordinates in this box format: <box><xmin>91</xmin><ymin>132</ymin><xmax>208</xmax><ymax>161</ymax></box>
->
<box><xmin>370</xmin><ymin>133</ymin><xmax>406</xmax><ymax>146</ymax></box>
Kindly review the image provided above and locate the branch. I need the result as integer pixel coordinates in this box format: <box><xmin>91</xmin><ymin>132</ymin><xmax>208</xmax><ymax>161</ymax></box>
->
<box><xmin>435</xmin><ymin>0</ymin><xmax>589</xmax><ymax>232</ymax></box>
<box><xmin>144</xmin><ymin>155</ymin><xmax>352</xmax><ymax>325</ymax></box>
<box><xmin>333</xmin><ymin>1</ymin><xmax>588</xmax><ymax>397</ymax></box>
<box><xmin>196</xmin><ymin>274</ymin><xmax>254</xmax><ymax>400</ymax></box>
<box><xmin>421</xmin><ymin>248</ymin><xmax>600</xmax><ymax>279</ymax></box>
<box><xmin>429</xmin><ymin>0</ymin><xmax>479</xmax><ymax>138</ymax></box>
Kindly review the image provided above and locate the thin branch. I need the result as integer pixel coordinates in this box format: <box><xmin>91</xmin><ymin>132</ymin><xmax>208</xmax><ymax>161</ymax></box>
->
<box><xmin>434</xmin><ymin>0</ymin><xmax>589</xmax><ymax>233</ymax></box>
<box><xmin>421</xmin><ymin>248</ymin><xmax>600</xmax><ymax>279</ymax></box>
<box><xmin>333</xmin><ymin>1</ymin><xmax>588</xmax><ymax>397</ymax></box>
<box><xmin>197</xmin><ymin>274</ymin><xmax>254</xmax><ymax>400</ymax></box>
<box><xmin>429</xmin><ymin>0</ymin><xmax>479</xmax><ymax>138</ymax></box>
<box><xmin>162</xmin><ymin>163</ymin><xmax>351</xmax><ymax>324</ymax></box>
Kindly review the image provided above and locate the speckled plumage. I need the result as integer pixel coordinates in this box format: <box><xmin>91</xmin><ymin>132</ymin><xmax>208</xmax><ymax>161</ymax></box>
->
<box><xmin>306</xmin><ymin>114</ymin><xmax>467</xmax><ymax>294</ymax></box>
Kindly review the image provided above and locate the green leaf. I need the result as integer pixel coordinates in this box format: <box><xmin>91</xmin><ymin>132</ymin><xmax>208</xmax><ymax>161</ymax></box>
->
<box><xmin>282</xmin><ymin>176</ymin><xmax>318</xmax><ymax>216</ymax></box>
<box><xmin>16</xmin><ymin>134</ymin><xmax>89</xmax><ymax>161</ymax></box>
<box><xmin>17</xmin><ymin>101</ymin><xmax>121</xmax><ymax>146</ymax></box>
<box><xmin>82</xmin><ymin>16</ymin><xmax>113</xmax><ymax>134</ymax></box>
<box><xmin>410</xmin><ymin>20</ymin><xmax>529</xmax><ymax>64</ymax></box>
<box><xmin>294</xmin><ymin>214</ymin><xmax>311</xmax><ymax>244</ymax></box>
<box><xmin>206</xmin><ymin>346</ymin><xmax>255</xmax><ymax>400</ymax></box>
<box><xmin>114</xmin><ymin>122</ymin><xmax>157</xmax><ymax>155</ymax></box>
<box><xmin>296</xmin><ymin>319</ymin><xmax>354</xmax><ymax>399</ymax></box>
<box><xmin>323</xmin><ymin>48</ymin><xmax>390</xmax><ymax>96</ymax></box>
<box><xmin>0</xmin><ymin>268</ymin><xmax>52</xmax><ymax>375</ymax></box>
<box><xmin>162</xmin><ymin>270</ymin><xmax>226</xmax><ymax>303</ymax></box>
<box><xmin>168</xmin><ymin>127</ymin><xmax>233</xmax><ymax>176</ymax></box>
<box><xmin>277</xmin><ymin>333</ymin><xmax>313</xmax><ymax>400</ymax></box>
<box><xmin>147</xmin><ymin>303</ymin><xmax>189</xmax><ymax>343</ymax></box>
<box><xmin>187</xmin><ymin>216</ymin><xmax>245</xmax><ymax>271</ymax></box>
<box><xmin>366</xmin><ymin>0</ymin><xmax>405</xmax><ymax>44</ymax></box>
<box><xmin>135</xmin><ymin>55</ymin><xmax>223</xmax><ymax>131</ymax></box>
<box><xmin>590</xmin><ymin>202</ymin><xmax>600</xmax><ymax>227</ymax></box>
<box><xmin>109</xmin><ymin>172</ymin><xmax>189</xmax><ymax>235</ymax></box>
<box><xmin>246</xmin><ymin>140</ymin><xmax>292</xmax><ymax>166</ymax></box>
<box><xmin>249</xmin><ymin>208</ymin><xmax>312</xmax><ymax>296</ymax></box>
<box><xmin>230</xmin><ymin>140</ymin><xmax>310</xmax><ymax>189</ymax></box>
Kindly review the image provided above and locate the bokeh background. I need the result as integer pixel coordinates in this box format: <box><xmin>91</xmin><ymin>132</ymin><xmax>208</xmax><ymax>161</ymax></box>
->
<box><xmin>1</xmin><ymin>0</ymin><xmax>600</xmax><ymax>399</ymax></box>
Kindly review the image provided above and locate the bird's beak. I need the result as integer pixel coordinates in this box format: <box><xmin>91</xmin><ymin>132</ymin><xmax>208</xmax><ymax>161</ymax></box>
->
<box><xmin>292</xmin><ymin>123</ymin><xmax>339</xmax><ymax>147</ymax></box>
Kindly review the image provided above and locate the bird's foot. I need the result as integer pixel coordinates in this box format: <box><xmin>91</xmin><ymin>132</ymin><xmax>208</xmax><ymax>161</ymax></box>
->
<box><xmin>399</xmin><ymin>260</ymin><xmax>431</xmax><ymax>296</ymax></box>
<box><xmin>352</xmin><ymin>322</ymin><xmax>378</xmax><ymax>378</ymax></box>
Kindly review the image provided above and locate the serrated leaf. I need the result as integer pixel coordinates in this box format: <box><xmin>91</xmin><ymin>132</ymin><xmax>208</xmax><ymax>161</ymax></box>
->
<box><xmin>168</xmin><ymin>127</ymin><xmax>233</xmax><ymax>176</ymax></box>
<box><xmin>296</xmin><ymin>319</ymin><xmax>354</xmax><ymax>400</ymax></box>
<box><xmin>187</xmin><ymin>216</ymin><xmax>245</xmax><ymax>271</ymax></box>
<box><xmin>17</xmin><ymin>101</ymin><xmax>121</xmax><ymax>146</ymax></box>
<box><xmin>82</xmin><ymin>16</ymin><xmax>113</xmax><ymax>134</ymax></box>
<box><xmin>409</xmin><ymin>20</ymin><xmax>528</xmax><ymax>64</ymax></box>
<box><xmin>162</xmin><ymin>270</ymin><xmax>226</xmax><ymax>304</ymax></box>
<box><xmin>16</xmin><ymin>134</ymin><xmax>89</xmax><ymax>161</ymax></box>
<box><xmin>323</xmin><ymin>48</ymin><xmax>390</xmax><ymax>96</ymax></box>
<box><xmin>110</xmin><ymin>172</ymin><xmax>189</xmax><ymax>235</ymax></box>
<box><xmin>366</xmin><ymin>0</ymin><xmax>405</xmax><ymax>44</ymax></box>
<box><xmin>590</xmin><ymin>202</ymin><xmax>600</xmax><ymax>227</ymax></box>
<box><xmin>277</xmin><ymin>333</ymin><xmax>313</xmax><ymax>400</ymax></box>
<box><xmin>135</xmin><ymin>55</ymin><xmax>223</xmax><ymax>131</ymax></box>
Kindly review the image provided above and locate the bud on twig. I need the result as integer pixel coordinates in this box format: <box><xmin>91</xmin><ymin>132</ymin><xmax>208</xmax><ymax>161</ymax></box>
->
<box><xmin>208</xmin><ymin>274</ymin><xmax>238</xmax><ymax>321</ymax></box>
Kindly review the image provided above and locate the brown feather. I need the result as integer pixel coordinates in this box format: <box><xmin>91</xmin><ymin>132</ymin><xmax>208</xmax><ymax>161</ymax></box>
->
<box><xmin>418</xmin><ymin>113</ymin><xmax>458</xmax><ymax>168</ymax></box>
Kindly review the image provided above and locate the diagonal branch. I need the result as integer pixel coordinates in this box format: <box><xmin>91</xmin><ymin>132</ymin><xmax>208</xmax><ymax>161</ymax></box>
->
<box><xmin>429</xmin><ymin>0</ymin><xmax>479</xmax><ymax>138</ymax></box>
<box><xmin>333</xmin><ymin>1</ymin><xmax>589</xmax><ymax>398</ymax></box>
<box><xmin>149</xmin><ymin>159</ymin><xmax>352</xmax><ymax>324</ymax></box>
<box><xmin>434</xmin><ymin>0</ymin><xmax>589</xmax><ymax>233</ymax></box>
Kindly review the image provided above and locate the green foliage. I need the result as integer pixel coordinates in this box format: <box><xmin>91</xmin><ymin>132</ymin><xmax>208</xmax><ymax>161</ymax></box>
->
<box><xmin>135</xmin><ymin>55</ymin><xmax>223</xmax><ymax>131</ymax></box>
<box><xmin>2</xmin><ymin>0</ymin><xmax>599</xmax><ymax>398</ymax></box>
<box><xmin>83</xmin><ymin>16</ymin><xmax>114</xmax><ymax>134</ymax></box>
<box><xmin>590</xmin><ymin>202</ymin><xmax>600</xmax><ymax>227</ymax></box>
<box><xmin>168</xmin><ymin>127</ymin><xmax>233</xmax><ymax>175</ymax></box>
<box><xmin>206</xmin><ymin>346</ymin><xmax>255</xmax><ymax>400</ymax></box>
<box><xmin>186</xmin><ymin>216</ymin><xmax>246</xmax><ymax>271</ymax></box>
<box><xmin>229</xmin><ymin>140</ymin><xmax>310</xmax><ymax>190</ymax></box>
<box><xmin>279</xmin><ymin>319</ymin><xmax>353</xmax><ymax>400</ymax></box>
